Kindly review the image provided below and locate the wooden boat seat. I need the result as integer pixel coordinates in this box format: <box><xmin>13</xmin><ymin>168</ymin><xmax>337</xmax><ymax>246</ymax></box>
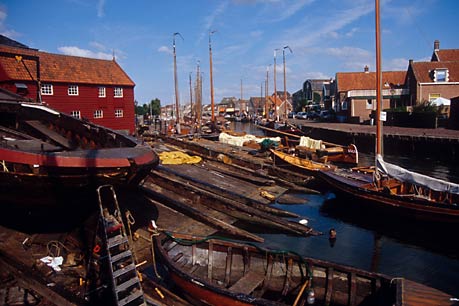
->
<box><xmin>24</xmin><ymin>120</ymin><xmax>74</xmax><ymax>149</ymax></box>
<box><xmin>228</xmin><ymin>270</ymin><xmax>265</xmax><ymax>295</ymax></box>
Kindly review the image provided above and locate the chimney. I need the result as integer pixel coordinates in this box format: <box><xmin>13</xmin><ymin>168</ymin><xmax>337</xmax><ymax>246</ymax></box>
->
<box><xmin>409</xmin><ymin>59</ymin><xmax>413</xmax><ymax>66</ymax></box>
<box><xmin>364</xmin><ymin>65</ymin><xmax>369</xmax><ymax>73</ymax></box>
<box><xmin>434</xmin><ymin>40</ymin><xmax>440</xmax><ymax>51</ymax></box>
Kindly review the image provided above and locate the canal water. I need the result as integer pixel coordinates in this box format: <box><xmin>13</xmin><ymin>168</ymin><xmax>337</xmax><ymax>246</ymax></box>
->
<box><xmin>230</xmin><ymin>121</ymin><xmax>459</xmax><ymax>297</ymax></box>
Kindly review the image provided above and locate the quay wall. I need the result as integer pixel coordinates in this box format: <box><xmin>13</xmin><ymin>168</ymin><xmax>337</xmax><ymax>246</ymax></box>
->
<box><xmin>297</xmin><ymin>122</ymin><xmax>459</xmax><ymax>161</ymax></box>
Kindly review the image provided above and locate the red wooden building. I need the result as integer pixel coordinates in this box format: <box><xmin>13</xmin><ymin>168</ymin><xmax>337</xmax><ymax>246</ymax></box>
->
<box><xmin>0</xmin><ymin>37</ymin><xmax>136</xmax><ymax>134</ymax></box>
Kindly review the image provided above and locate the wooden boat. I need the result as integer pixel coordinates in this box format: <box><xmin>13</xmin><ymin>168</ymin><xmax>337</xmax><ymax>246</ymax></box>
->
<box><xmin>319</xmin><ymin>0</ymin><xmax>459</xmax><ymax>223</ymax></box>
<box><xmin>154</xmin><ymin>232</ymin><xmax>454</xmax><ymax>306</ymax></box>
<box><xmin>270</xmin><ymin>148</ymin><xmax>335</xmax><ymax>174</ymax></box>
<box><xmin>257</xmin><ymin>124</ymin><xmax>358</xmax><ymax>165</ymax></box>
<box><xmin>0</xmin><ymin>99</ymin><xmax>159</xmax><ymax>201</ymax></box>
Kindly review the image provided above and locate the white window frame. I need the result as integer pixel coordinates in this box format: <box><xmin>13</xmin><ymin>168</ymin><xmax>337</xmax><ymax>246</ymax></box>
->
<box><xmin>70</xmin><ymin>110</ymin><xmax>81</xmax><ymax>119</ymax></box>
<box><xmin>114</xmin><ymin>87</ymin><xmax>123</xmax><ymax>98</ymax></box>
<box><xmin>98</xmin><ymin>86</ymin><xmax>106</xmax><ymax>98</ymax></box>
<box><xmin>115</xmin><ymin>109</ymin><xmax>124</xmax><ymax>118</ymax></box>
<box><xmin>68</xmin><ymin>85</ymin><xmax>79</xmax><ymax>96</ymax></box>
<box><xmin>93</xmin><ymin>110</ymin><xmax>103</xmax><ymax>119</ymax></box>
<box><xmin>41</xmin><ymin>84</ymin><xmax>53</xmax><ymax>95</ymax></box>
<box><xmin>434</xmin><ymin>69</ymin><xmax>448</xmax><ymax>82</ymax></box>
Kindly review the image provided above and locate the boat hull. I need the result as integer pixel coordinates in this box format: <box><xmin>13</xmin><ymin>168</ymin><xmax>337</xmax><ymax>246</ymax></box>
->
<box><xmin>154</xmin><ymin>233</ymin><xmax>406</xmax><ymax>306</ymax></box>
<box><xmin>319</xmin><ymin>169</ymin><xmax>459</xmax><ymax>223</ymax></box>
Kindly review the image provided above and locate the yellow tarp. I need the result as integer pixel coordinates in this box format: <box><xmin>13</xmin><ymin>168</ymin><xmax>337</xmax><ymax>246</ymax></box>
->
<box><xmin>159</xmin><ymin>151</ymin><xmax>202</xmax><ymax>165</ymax></box>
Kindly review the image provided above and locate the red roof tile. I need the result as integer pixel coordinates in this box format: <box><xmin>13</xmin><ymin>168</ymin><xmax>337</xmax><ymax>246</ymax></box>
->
<box><xmin>411</xmin><ymin>61</ymin><xmax>459</xmax><ymax>83</ymax></box>
<box><xmin>432</xmin><ymin>49</ymin><xmax>459</xmax><ymax>62</ymax></box>
<box><xmin>336</xmin><ymin>71</ymin><xmax>406</xmax><ymax>92</ymax></box>
<box><xmin>0</xmin><ymin>45</ymin><xmax>134</xmax><ymax>86</ymax></box>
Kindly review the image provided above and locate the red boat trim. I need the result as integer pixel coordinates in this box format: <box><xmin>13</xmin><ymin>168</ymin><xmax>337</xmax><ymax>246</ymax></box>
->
<box><xmin>0</xmin><ymin>148</ymin><xmax>131</xmax><ymax>168</ymax></box>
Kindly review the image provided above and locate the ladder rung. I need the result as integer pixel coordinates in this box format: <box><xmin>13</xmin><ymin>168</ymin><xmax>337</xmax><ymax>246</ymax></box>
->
<box><xmin>111</xmin><ymin>250</ymin><xmax>132</xmax><ymax>263</ymax></box>
<box><xmin>113</xmin><ymin>263</ymin><xmax>136</xmax><ymax>278</ymax></box>
<box><xmin>118</xmin><ymin>289</ymin><xmax>144</xmax><ymax>306</ymax></box>
<box><xmin>108</xmin><ymin>235</ymin><xmax>128</xmax><ymax>248</ymax></box>
<box><xmin>116</xmin><ymin>277</ymin><xmax>139</xmax><ymax>293</ymax></box>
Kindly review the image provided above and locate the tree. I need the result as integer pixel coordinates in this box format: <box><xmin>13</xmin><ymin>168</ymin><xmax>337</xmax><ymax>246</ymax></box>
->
<box><xmin>150</xmin><ymin>98</ymin><xmax>161</xmax><ymax>116</ymax></box>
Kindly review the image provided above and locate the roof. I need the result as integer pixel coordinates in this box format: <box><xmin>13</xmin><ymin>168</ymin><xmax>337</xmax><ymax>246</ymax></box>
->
<box><xmin>0</xmin><ymin>44</ymin><xmax>134</xmax><ymax>86</ymax></box>
<box><xmin>410</xmin><ymin>61</ymin><xmax>459</xmax><ymax>83</ymax></box>
<box><xmin>335</xmin><ymin>71</ymin><xmax>406</xmax><ymax>92</ymax></box>
<box><xmin>431</xmin><ymin>49</ymin><xmax>459</xmax><ymax>62</ymax></box>
<box><xmin>0</xmin><ymin>35</ymin><xmax>33</xmax><ymax>50</ymax></box>
<box><xmin>304</xmin><ymin>79</ymin><xmax>330</xmax><ymax>91</ymax></box>
<box><xmin>0</xmin><ymin>87</ymin><xmax>32</xmax><ymax>101</ymax></box>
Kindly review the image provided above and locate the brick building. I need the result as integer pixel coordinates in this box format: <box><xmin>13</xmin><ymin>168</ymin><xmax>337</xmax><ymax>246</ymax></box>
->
<box><xmin>0</xmin><ymin>35</ymin><xmax>136</xmax><ymax>134</ymax></box>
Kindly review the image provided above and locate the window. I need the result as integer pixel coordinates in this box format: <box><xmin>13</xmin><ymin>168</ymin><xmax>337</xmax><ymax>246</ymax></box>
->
<box><xmin>342</xmin><ymin>100</ymin><xmax>348</xmax><ymax>110</ymax></box>
<box><xmin>115</xmin><ymin>109</ymin><xmax>124</xmax><ymax>118</ymax></box>
<box><xmin>41</xmin><ymin>84</ymin><xmax>53</xmax><ymax>95</ymax></box>
<box><xmin>98</xmin><ymin>87</ymin><xmax>106</xmax><ymax>97</ymax></box>
<box><xmin>70</xmin><ymin>111</ymin><xmax>81</xmax><ymax>119</ymax></box>
<box><xmin>114</xmin><ymin>87</ymin><xmax>123</xmax><ymax>98</ymax></box>
<box><xmin>93</xmin><ymin>110</ymin><xmax>103</xmax><ymax>119</ymax></box>
<box><xmin>429</xmin><ymin>93</ymin><xmax>441</xmax><ymax>102</ymax></box>
<box><xmin>68</xmin><ymin>85</ymin><xmax>79</xmax><ymax>96</ymax></box>
<box><xmin>434</xmin><ymin>69</ymin><xmax>448</xmax><ymax>82</ymax></box>
<box><xmin>366</xmin><ymin>99</ymin><xmax>373</xmax><ymax>110</ymax></box>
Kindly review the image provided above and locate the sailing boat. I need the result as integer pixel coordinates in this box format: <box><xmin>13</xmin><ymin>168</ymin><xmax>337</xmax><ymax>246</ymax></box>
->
<box><xmin>318</xmin><ymin>0</ymin><xmax>459</xmax><ymax>223</ymax></box>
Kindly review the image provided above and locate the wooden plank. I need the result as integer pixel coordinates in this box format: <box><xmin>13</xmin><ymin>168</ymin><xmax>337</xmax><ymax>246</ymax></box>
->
<box><xmin>25</xmin><ymin>120</ymin><xmax>74</xmax><ymax>149</ymax></box>
<box><xmin>224</xmin><ymin>247</ymin><xmax>232</xmax><ymax>286</ymax></box>
<box><xmin>141</xmin><ymin>183</ymin><xmax>264</xmax><ymax>242</ymax></box>
<box><xmin>228</xmin><ymin>271</ymin><xmax>265</xmax><ymax>295</ymax></box>
<box><xmin>325</xmin><ymin>267</ymin><xmax>334</xmax><ymax>304</ymax></box>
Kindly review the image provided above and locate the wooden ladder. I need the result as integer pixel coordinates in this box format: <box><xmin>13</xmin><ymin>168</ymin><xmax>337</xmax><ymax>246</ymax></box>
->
<box><xmin>97</xmin><ymin>185</ymin><xmax>146</xmax><ymax>306</ymax></box>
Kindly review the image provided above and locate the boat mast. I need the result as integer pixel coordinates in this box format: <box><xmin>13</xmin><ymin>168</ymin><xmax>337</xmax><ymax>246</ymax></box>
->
<box><xmin>375</xmin><ymin>0</ymin><xmax>383</xmax><ymax>157</ymax></box>
<box><xmin>209</xmin><ymin>30</ymin><xmax>217</xmax><ymax>123</ymax></box>
<box><xmin>173</xmin><ymin>32</ymin><xmax>183</xmax><ymax>134</ymax></box>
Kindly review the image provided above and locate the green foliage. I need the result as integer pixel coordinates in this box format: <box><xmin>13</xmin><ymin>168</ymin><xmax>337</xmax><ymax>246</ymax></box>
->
<box><xmin>412</xmin><ymin>100</ymin><xmax>438</xmax><ymax>113</ymax></box>
<box><xmin>313</xmin><ymin>92</ymin><xmax>321</xmax><ymax>103</ymax></box>
<box><xmin>135</xmin><ymin>98</ymin><xmax>161</xmax><ymax>116</ymax></box>
<box><xmin>384</xmin><ymin>106</ymin><xmax>406</xmax><ymax>113</ymax></box>
<box><xmin>150</xmin><ymin>98</ymin><xmax>161</xmax><ymax>115</ymax></box>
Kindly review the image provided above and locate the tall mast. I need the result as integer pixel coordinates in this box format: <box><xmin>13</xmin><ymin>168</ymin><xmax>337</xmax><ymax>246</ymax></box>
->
<box><xmin>375</xmin><ymin>0</ymin><xmax>382</xmax><ymax>157</ymax></box>
<box><xmin>265</xmin><ymin>66</ymin><xmax>270</xmax><ymax>120</ymax></box>
<box><xmin>240</xmin><ymin>78</ymin><xmax>243</xmax><ymax>116</ymax></box>
<box><xmin>173</xmin><ymin>32</ymin><xmax>183</xmax><ymax>134</ymax></box>
<box><xmin>282</xmin><ymin>46</ymin><xmax>292</xmax><ymax>121</ymax></box>
<box><xmin>209</xmin><ymin>30</ymin><xmax>217</xmax><ymax>123</ymax></box>
<box><xmin>189</xmin><ymin>72</ymin><xmax>193</xmax><ymax>123</ymax></box>
<box><xmin>273</xmin><ymin>49</ymin><xmax>280</xmax><ymax>121</ymax></box>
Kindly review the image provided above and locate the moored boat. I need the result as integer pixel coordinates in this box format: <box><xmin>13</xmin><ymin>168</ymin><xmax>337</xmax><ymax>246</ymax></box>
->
<box><xmin>154</xmin><ymin>231</ymin><xmax>454</xmax><ymax>306</ymax></box>
<box><xmin>270</xmin><ymin>148</ymin><xmax>335</xmax><ymax>175</ymax></box>
<box><xmin>0</xmin><ymin>98</ymin><xmax>159</xmax><ymax>203</ymax></box>
<box><xmin>319</xmin><ymin>0</ymin><xmax>459</xmax><ymax>223</ymax></box>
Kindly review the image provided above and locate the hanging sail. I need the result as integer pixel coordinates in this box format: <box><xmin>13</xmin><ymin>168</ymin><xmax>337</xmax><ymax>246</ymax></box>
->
<box><xmin>376</xmin><ymin>155</ymin><xmax>459</xmax><ymax>195</ymax></box>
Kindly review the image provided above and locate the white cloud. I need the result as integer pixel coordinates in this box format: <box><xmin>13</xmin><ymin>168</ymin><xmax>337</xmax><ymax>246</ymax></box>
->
<box><xmin>198</xmin><ymin>1</ymin><xmax>229</xmax><ymax>43</ymax></box>
<box><xmin>89</xmin><ymin>41</ymin><xmax>107</xmax><ymax>51</ymax></box>
<box><xmin>97</xmin><ymin>0</ymin><xmax>105</xmax><ymax>18</ymax></box>
<box><xmin>58</xmin><ymin>46</ymin><xmax>113</xmax><ymax>60</ymax></box>
<box><xmin>0</xmin><ymin>5</ymin><xmax>20</xmax><ymax>39</ymax></box>
<box><xmin>272</xmin><ymin>0</ymin><xmax>316</xmax><ymax>22</ymax></box>
<box><xmin>158</xmin><ymin>45</ymin><xmax>172</xmax><ymax>54</ymax></box>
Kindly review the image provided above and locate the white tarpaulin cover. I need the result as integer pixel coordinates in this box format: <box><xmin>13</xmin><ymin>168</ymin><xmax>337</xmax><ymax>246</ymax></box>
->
<box><xmin>219</xmin><ymin>132</ymin><xmax>281</xmax><ymax>147</ymax></box>
<box><xmin>299</xmin><ymin>136</ymin><xmax>325</xmax><ymax>150</ymax></box>
<box><xmin>431</xmin><ymin>97</ymin><xmax>451</xmax><ymax>106</ymax></box>
<box><xmin>376</xmin><ymin>154</ymin><xmax>459</xmax><ymax>195</ymax></box>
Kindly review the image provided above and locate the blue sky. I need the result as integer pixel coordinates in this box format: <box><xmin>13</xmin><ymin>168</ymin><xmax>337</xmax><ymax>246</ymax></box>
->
<box><xmin>1</xmin><ymin>0</ymin><xmax>458</xmax><ymax>107</ymax></box>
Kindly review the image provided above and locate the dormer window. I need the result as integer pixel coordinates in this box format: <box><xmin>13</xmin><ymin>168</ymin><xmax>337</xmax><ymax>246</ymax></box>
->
<box><xmin>434</xmin><ymin>69</ymin><xmax>448</xmax><ymax>82</ymax></box>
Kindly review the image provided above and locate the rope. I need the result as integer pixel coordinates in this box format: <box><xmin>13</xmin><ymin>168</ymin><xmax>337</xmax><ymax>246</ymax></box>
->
<box><xmin>46</xmin><ymin>240</ymin><xmax>70</xmax><ymax>258</ymax></box>
<box><xmin>150</xmin><ymin>229</ymin><xmax>162</xmax><ymax>279</ymax></box>
<box><xmin>1</xmin><ymin>160</ymin><xmax>9</xmax><ymax>172</ymax></box>
<box><xmin>125</xmin><ymin>210</ymin><xmax>139</xmax><ymax>264</ymax></box>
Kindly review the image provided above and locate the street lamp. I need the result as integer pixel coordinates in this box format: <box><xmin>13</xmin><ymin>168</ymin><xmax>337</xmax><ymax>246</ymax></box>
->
<box><xmin>173</xmin><ymin>32</ymin><xmax>183</xmax><ymax>134</ymax></box>
<box><xmin>209</xmin><ymin>30</ymin><xmax>217</xmax><ymax>124</ymax></box>
<box><xmin>283</xmin><ymin>46</ymin><xmax>293</xmax><ymax>120</ymax></box>
<box><xmin>274</xmin><ymin>48</ymin><xmax>280</xmax><ymax>121</ymax></box>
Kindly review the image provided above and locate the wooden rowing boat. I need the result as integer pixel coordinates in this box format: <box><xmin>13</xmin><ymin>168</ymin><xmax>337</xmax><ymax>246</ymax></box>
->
<box><xmin>154</xmin><ymin>232</ymin><xmax>454</xmax><ymax>306</ymax></box>
<box><xmin>257</xmin><ymin>124</ymin><xmax>358</xmax><ymax>165</ymax></box>
<box><xmin>270</xmin><ymin>148</ymin><xmax>336</xmax><ymax>175</ymax></box>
